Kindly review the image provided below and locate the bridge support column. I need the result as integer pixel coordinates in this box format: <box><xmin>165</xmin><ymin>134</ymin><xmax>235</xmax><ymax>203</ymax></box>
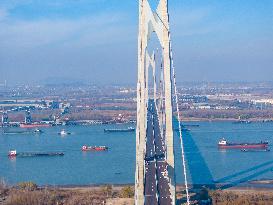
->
<box><xmin>135</xmin><ymin>1</ymin><xmax>147</xmax><ymax>204</ymax></box>
<box><xmin>159</xmin><ymin>1</ymin><xmax>176</xmax><ymax>203</ymax></box>
<box><xmin>136</xmin><ymin>0</ymin><xmax>176</xmax><ymax>204</ymax></box>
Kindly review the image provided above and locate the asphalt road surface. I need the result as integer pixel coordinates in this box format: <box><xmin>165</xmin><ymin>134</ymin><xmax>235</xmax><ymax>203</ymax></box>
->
<box><xmin>144</xmin><ymin>100</ymin><xmax>172</xmax><ymax>204</ymax></box>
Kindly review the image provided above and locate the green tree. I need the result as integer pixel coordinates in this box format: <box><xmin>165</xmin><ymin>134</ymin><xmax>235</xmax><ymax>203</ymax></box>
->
<box><xmin>120</xmin><ymin>186</ymin><xmax>134</xmax><ymax>198</ymax></box>
<box><xmin>17</xmin><ymin>181</ymin><xmax>38</xmax><ymax>191</ymax></box>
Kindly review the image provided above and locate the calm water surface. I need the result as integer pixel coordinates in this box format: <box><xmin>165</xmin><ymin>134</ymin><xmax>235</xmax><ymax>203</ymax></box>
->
<box><xmin>0</xmin><ymin>122</ymin><xmax>273</xmax><ymax>186</ymax></box>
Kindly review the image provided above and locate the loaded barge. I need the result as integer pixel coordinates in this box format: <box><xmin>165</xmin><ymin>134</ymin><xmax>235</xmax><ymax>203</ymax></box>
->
<box><xmin>174</xmin><ymin>127</ymin><xmax>190</xmax><ymax>132</ymax></box>
<box><xmin>241</xmin><ymin>148</ymin><xmax>270</xmax><ymax>152</ymax></box>
<box><xmin>218</xmin><ymin>139</ymin><xmax>268</xmax><ymax>149</ymax></box>
<box><xmin>104</xmin><ymin>127</ymin><xmax>135</xmax><ymax>133</ymax></box>
<box><xmin>3</xmin><ymin>128</ymin><xmax>43</xmax><ymax>135</ymax></box>
<box><xmin>20</xmin><ymin>123</ymin><xmax>51</xmax><ymax>128</ymax></box>
<box><xmin>81</xmin><ymin>145</ymin><xmax>108</xmax><ymax>151</ymax></box>
<box><xmin>8</xmin><ymin>150</ymin><xmax>64</xmax><ymax>157</ymax></box>
<box><xmin>3</xmin><ymin>130</ymin><xmax>32</xmax><ymax>135</ymax></box>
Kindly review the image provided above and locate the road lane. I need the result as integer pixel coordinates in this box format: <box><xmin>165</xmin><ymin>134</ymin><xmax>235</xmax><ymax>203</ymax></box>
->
<box><xmin>144</xmin><ymin>100</ymin><xmax>172</xmax><ymax>205</ymax></box>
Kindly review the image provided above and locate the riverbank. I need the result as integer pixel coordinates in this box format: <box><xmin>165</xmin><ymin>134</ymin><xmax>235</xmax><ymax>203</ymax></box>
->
<box><xmin>1</xmin><ymin>181</ymin><xmax>273</xmax><ymax>205</ymax></box>
<box><xmin>181</xmin><ymin>117</ymin><xmax>273</xmax><ymax>122</ymax></box>
<box><xmin>209</xmin><ymin>189</ymin><xmax>273</xmax><ymax>205</ymax></box>
<box><xmin>0</xmin><ymin>182</ymin><xmax>134</xmax><ymax>205</ymax></box>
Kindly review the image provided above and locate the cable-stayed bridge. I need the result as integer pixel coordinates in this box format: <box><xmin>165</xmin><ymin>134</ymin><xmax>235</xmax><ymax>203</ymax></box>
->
<box><xmin>135</xmin><ymin>0</ymin><xmax>189</xmax><ymax>204</ymax></box>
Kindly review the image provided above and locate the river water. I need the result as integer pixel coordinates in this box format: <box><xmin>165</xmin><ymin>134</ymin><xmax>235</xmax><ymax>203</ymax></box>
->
<box><xmin>0</xmin><ymin>121</ymin><xmax>272</xmax><ymax>187</ymax></box>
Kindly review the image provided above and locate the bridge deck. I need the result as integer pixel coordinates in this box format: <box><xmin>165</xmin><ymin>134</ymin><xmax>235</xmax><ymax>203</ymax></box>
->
<box><xmin>144</xmin><ymin>100</ymin><xmax>172</xmax><ymax>205</ymax></box>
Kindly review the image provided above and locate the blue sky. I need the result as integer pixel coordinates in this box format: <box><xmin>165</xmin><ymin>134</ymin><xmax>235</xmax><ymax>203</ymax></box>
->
<box><xmin>0</xmin><ymin>0</ymin><xmax>272</xmax><ymax>85</ymax></box>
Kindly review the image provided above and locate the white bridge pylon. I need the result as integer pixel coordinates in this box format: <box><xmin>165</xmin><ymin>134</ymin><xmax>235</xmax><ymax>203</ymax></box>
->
<box><xmin>135</xmin><ymin>0</ymin><xmax>176</xmax><ymax>204</ymax></box>
<box><xmin>145</xmin><ymin>51</ymin><xmax>156</xmax><ymax>103</ymax></box>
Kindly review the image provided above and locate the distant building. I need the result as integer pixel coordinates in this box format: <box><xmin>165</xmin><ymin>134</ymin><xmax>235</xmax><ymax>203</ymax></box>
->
<box><xmin>24</xmin><ymin>110</ymin><xmax>32</xmax><ymax>124</ymax></box>
<box><xmin>61</xmin><ymin>107</ymin><xmax>69</xmax><ymax>115</ymax></box>
<box><xmin>1</xmin><ymin>111</ymin><xmax>9</xmax><ymax>126</ymax></box>
<box><xmin>48</xmin><ymin>101</ymin><xmax>60</xmax><ymax>109</ymax></box>
<box><xmin>181</xmin><ymin>95</ymin><xmax>208</xmax><ymax>103</ymax></box>
<box><xmin>197</xmin><ymin>105</ymin><xmax>211</xmax><ymax>110</ymax></box>
<box><xmin>252</xmin><ymin>99</ymin><xmax>273</xmax><ymax>105</ymax></box>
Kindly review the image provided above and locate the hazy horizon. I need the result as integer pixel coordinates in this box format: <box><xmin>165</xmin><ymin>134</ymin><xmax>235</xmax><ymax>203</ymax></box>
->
<box><xmin>2</xmin><ymin>78</ymin><xmax>273</xmax><ymax>87</ymax></box>
<box><xmin>0</xmin><ymin>0</ymin><xmax>272</xmax><ymax>85</ymax></box>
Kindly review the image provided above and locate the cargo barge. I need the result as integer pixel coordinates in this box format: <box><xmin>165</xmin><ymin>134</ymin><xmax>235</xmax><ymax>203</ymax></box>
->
<box><xmin>8</xmin><ymin>150</ymin><xmax>64</xmax><ymax>157</ymax></box>
<box><xmin>218</xmin><ymin>139</ymin><xmax>268</xmax><ymax>149</ymax></box>
<box><xmin>81</xmin><ymin>145</ymin><xmax>108</xmax><ymax>151</ymax></box>
<box><xmin>3</xmin><ymin>128</ymin><xmax>43</xmax><ymax>135</ymax></box>
<box><xmin>232</xmin><ymin>120</ymin><xmax>251</xmax><ymax>124</ymax></box>
<box><xmin>104</xmin><ymin>127</ymin><xmax>135</xmax><ymax>133</ymax></box>
<box><xmin>3</xmin><ymin>130</ymin><xmax>32</xmax><ymax>135</ymax></box>
<box><xmin>20</xmin><ymin>123</ymin><xmax>51</xmax><ymax>128</ymax></box>
<box><xmin>241</xmin><ymin>148</ymin><xmax>270</xmax><ymax>152</ymax></box>
<box><xmin>174</xmin><ymin>127</ymin><xmax>190</xmax><ymax>132</ymax></box>
<box><xmin>183</xmin><ymin>124</ymin><xmax>199</xmax><ymax>127</ymax></box>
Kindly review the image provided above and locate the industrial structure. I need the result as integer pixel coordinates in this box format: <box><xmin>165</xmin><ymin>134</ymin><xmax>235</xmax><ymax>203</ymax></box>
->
<box><xmin>1</xmin><ymin>111</ymin><xmax>9</xmax><ymax>126</ymax></box>
<box><xmin>135</xmin><ymin>0</ymin><xmax>189</xmax><ymax>204</ymax></box>
<box><xmin>24</xmin><ymin>110</ymin><xmax>32</xmax><ymax>124</ymax></box>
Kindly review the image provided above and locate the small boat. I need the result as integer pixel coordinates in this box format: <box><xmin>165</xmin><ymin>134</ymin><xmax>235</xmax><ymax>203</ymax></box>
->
<box><xmin>218</xmin><ymin>138</ymin><xmax>268</xmax><ymax>149</ymax></box>
<box><xmin>8</xmin><ymin>150</ymin><xmax>17</xmax><ymax>157</ymax></box>
<box><xmin>104</xmin><ymin>127</ymin><xmax>135</xmax><ymax>133</ymax></box>
<box><xmin>34</xmin><ymin>128</ymin><xmax>43</xmax><ymax>134</ymax></box>
<box><xmin>81</xmin><ymin>145</ymin><xmax>108</xmax><ymax>151</ymax></box>
<box><xmin>58</xmin><ymin>129</ymin><xmax>71</xmax><ymax>136</ymax></box>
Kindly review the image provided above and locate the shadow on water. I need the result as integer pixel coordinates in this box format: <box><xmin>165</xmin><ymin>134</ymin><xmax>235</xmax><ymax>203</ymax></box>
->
<box><xmin>173</xmin><ymin>119</ymin><xmax>273</xmax><ymax>197</ymax></box>
<box><xmin>220</xmin><ymin>164</ymin><xmax>273</xmax><ymax>189</ymax></box>
<box><xmin>181</xmin><ymin>129</ymin><xmax>273</xmax><ymax>190</ymax></box>
<box><xmin>173</xmin><ymin>118</ymin><xmax>215</xmax><ymax>189</ymax></box>
<box><xmin>214</xmin><ymin>160</ymin><xmax>273</xmax><ymax>189</ymax></box>
<box><xmin>215</xmin><ymin>160</ymin><xmax>273</xmax><ymax>183</ymax></box>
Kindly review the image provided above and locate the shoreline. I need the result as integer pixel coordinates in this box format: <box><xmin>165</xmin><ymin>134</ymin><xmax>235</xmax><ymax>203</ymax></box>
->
<box><xmin>2</xmin><ymin>178</ymin><xmax>273</xmax><ymax>191</ymax></box>
<box><xmin>181</xmin><ymin>117</ymin><xmax>273</xmax><ymax>122</ymax></box>
<box><xmin>1</xmin><ymin>119</ymin><xmax>272</xmax><ymax>131</ymax></box>
<box><xmin>1</xmin><ymin>117</ymin><xmax>273</xmax><ymax>128</ymax></box>
<box><xmin>1</xmin><ymin>182</ymin><xmax>273</xmax><ymax>205</ymax></box>
<box><xmin>36</xmin><ymin>180</ymin><xmax>273</xmax><ymax>190</ymax></box>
